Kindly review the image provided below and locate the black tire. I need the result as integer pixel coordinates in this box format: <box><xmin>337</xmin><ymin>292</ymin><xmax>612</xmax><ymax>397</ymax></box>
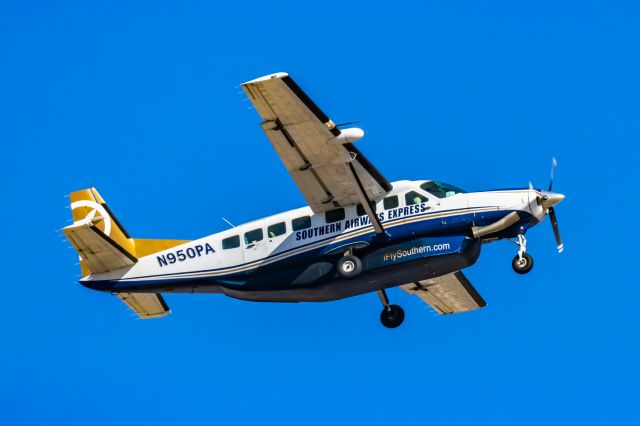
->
<box><xmin>380</xmin><ymin>304</ymin><xmax>405</xmax><ymax>328</ymax></box>
<box><xmin>512</xmin><ymin>253</ymin><xmax>534</xmax><ymax>274</ymax></box>
<box><xmin>337</xmin><ymin>255</ymin><xmax>363</xmax><ymax>279</ymax></box>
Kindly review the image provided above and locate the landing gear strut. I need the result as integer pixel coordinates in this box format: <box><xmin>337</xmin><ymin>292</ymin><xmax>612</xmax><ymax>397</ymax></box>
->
<box><xmin>512</xmin><ymin>233</ymin><xmax>534</xmax><ymax>274</ymax></box>
<box><xmin>377</xmin><ymin>289</ymin><xmax>405</xmax><ymax>328</ymax></box>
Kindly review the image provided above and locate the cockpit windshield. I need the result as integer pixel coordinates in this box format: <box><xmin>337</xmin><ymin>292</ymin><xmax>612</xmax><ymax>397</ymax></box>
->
<box><xmin>420</xmin><ymin>181</ymin><xmax>466</xmax><ymax>198</ymax></box>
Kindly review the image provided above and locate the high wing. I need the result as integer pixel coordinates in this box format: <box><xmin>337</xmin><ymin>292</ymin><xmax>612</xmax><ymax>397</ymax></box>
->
<box><xmin>241</xmin><ymin>73</ymin><xmax>392</xmax><ymax>220</ymax></box>
<box><xmin>401</xmin><ymin>272</ymin><xmax>487</xmax><ymax>314</ymax></box>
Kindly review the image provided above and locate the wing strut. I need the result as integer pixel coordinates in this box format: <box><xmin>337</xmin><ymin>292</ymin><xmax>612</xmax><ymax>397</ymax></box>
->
<box><xmin>346</xmin><ymin>162</ymin><xmax>387</xmax><ymax>236</ymax></box>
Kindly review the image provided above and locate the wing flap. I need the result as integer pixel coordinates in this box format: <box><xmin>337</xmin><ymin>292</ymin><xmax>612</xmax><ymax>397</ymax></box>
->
<box><xmin>118</xmin><ymin>293</ymin><xmax>171</xmax><ymax>319</ymax></box>
<box><xmin>401</xmin><ymin>271</ymin><xmax>487</xmax><ymax>314</ymax></box>
<box><xmin>62</xmin><ymin>219</ymin><xmax>136</xmax><ymax>274</ymax></box>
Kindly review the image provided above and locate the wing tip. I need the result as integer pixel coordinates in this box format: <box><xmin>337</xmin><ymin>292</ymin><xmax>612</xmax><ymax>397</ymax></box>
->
<box><xmin>242</xmin><ymin>72</ymin><xmax>289</xmax><ymax>86</ymax></box>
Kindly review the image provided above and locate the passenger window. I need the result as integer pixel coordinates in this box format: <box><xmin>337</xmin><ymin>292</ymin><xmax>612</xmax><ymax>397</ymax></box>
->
<box><xmin>356</xmin><ymin>203</ymin><xmax>376</xmax><ymax>216</ymax></box>
<box><xmin>244</xmin><ymin>228</ymin><xmax>263</xmax><ymax>245</ymax></box>
<box><xmin>222</xmin><ymin>235</ymin><xmax>240</xmax><ymax>250</ymax></box>
<box><xmin>325</xmin><ymin>208</ymin><xmax>345</xmax><ymax>223</ymax></box>
<box><xmin>292</xmin><ymin>216</ymin><xmax>311</xmax><ymax>231</ymax></box>
<box><xmin>405</xmin><ymin>191</ymin><xmax>428</xmax><ymax>205</ymax></box>
<box><xmin>383</xmin><ymin>195</ymin><xmax>399</xmax><ymax>210</ymax></box>
<box><xmin>268</xmin><ymin>222</ymin><xmax>286</xmax><ymax>238</ymax></box>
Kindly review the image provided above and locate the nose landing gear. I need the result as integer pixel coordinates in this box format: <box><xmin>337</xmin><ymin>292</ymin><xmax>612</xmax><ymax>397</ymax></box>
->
<box><xmin>377</xmin><ymin>289</ymin><xmax>405</xmax><ymax>328</ymax></box>
<box><xmin>512</xmin><ymin>233</ymin><xmax>534</xmax><ymax>274</ymax></box>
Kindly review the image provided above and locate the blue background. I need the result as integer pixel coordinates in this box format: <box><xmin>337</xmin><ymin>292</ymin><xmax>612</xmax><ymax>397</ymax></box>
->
<box><xmin>1</xmin><ymin>1</ymin><xmax>638</xmax><ymax>424</ymax></box>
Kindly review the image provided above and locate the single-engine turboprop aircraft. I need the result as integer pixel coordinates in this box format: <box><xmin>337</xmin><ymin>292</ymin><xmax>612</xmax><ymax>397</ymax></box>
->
<box><xmin>62</xmin><ymin>72</ymin><xmax>565</xmax><ymax>328</ymax></box>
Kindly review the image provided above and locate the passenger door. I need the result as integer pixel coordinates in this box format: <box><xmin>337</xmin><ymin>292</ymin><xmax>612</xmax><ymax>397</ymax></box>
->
<box><xmin>242</xmin><ymin>227</ymin><xmax>269</xmax><ymax>264</ymax></box>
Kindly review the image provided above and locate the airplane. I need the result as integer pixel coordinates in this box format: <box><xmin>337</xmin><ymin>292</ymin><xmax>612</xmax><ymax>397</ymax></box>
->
<box><xmin>62</xmin><ymin>72</ymin><xmax>565</xmax><ymax>328</ymax></box>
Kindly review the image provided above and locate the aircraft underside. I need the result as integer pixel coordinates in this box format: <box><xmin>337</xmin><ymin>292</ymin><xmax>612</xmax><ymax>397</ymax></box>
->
<box><xmin>91</xmin><ymin>237</ymin><xmax>481</xmax><ymax>303</ymax></box>
<box><xmin>219</xmin><ymin>242</ymin><xmax>481</xmax><ymax>302</ymax></box>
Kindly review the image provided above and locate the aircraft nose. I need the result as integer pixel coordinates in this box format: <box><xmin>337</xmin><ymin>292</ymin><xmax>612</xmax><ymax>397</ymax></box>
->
<box><xmin>541</xmin><ymin>191</ymin><xmax>565</xmax><ymax>208</ymax></box>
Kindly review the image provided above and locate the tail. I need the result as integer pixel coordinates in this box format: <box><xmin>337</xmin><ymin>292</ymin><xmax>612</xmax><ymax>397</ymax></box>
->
<box><xmin>63</xmin><ymin>187</ymin><xmax>190</xmax><ymax>276</ymax></box>
<box><xmin>62</xmin><ymin>187</ymin><xmax>189</xmax><ymax>319</ymax></box>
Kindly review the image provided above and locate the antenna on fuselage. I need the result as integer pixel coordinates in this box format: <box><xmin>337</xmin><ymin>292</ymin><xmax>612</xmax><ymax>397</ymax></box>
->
<box><xmin>222</xmin><ymin>217</ymin><xmax>236</xmax><ymax>228</ymax></box>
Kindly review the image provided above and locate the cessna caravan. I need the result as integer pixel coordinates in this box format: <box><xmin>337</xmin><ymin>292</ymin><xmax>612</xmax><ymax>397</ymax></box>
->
<box><xmin>62</xmin><ymin>72</ymin><xmax>564</xmax><ymax>328</ymax></box>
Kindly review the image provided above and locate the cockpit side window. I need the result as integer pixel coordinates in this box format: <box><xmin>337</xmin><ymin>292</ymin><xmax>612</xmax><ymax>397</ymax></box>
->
<box><xmin>420</xmin><ymin>181</ymin><xmax>466</xmax><ymax>198</ymax></box>
<box><xmin>405</xmin><ymin>191</ymin><xmax>428</xmax><ymax>205</ymax></box>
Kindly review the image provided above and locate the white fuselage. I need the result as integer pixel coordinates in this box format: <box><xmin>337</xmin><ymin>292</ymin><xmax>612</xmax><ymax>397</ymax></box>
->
<box><xmin>83</xmin><ymin>180</ymin><xmax>545</xmax><ymax>286</ymax></box>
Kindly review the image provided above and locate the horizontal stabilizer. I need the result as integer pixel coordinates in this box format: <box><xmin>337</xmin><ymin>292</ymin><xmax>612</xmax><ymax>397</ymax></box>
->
<box><xmin>401</xmin><ymin>271</ymin><xmax>486</xmax><ymax>315</ymax></box>
<box><xmin>118</xmin><ymin>293</ymin><xmax>171</xmax><ymax>319</ymax></box>
<box><xmin>62</xmin><ymin>218</ymin><xmax>137</xmax><ymax>274</ymax></box>
<box><xmin>63</xmin><ymin>187</ymin><xmax>190</xmax><ymax>277</ymax></box>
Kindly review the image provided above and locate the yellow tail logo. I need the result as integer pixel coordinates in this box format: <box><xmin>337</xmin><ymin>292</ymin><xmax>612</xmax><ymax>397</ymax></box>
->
<box><xmin>67</xmin><ymin>187</ymin><xmax>190</xmax><ymax>276</ymax></box>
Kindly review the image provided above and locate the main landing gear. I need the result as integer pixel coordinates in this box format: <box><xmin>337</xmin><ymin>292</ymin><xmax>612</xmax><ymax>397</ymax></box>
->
<box><xmin>337</xmin><ymin>253</ymin><xmax>363</xmax><ymax>279</ymax></box>
<box><xmin>378</xmin><ymin>289</ymin><xmax>405</xmax><ymax>328</ymax></box>
<box><xmin>335</xmin><ymin>252</ymin><xmax>405</xmax><ymax>328</ymax></box>
<box><xmin>512</xmin><ymin>233</ymin><xmax>534</xmax><ymax>274</ymax></box>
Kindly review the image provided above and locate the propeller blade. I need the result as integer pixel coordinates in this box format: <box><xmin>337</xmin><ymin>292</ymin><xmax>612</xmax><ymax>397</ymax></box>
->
<box><xmin>548</xmin><ymin>207</ymin><xmax>563</xmax><ymax>253</ymax></box>
<box><xmin>549</xmin><ymin>157</ymin><xmax>557</xmax><ymax>191</ymax></box>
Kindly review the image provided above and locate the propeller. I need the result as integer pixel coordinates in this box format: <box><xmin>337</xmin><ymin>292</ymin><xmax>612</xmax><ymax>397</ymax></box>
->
<box><xmin>537</xmin><ymin>157</ymin><xmax>564</xmax><ymax>253</ymax></box>
<box><xmin>548</xmin><ymin>206</ymin><xmax>563</xmax><ymax>253</ymax></box>
<box><xmin>549</xmin><ymin>156</ymin><xmax>557</xmax><ymax>191</ymax></box>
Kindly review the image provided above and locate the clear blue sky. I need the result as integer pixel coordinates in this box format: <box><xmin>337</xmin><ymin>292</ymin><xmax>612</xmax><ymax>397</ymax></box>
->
<box><xmin>1</xmin><ymin>1</ymin><xmax>638</xmax><ymax>425</ymax></box>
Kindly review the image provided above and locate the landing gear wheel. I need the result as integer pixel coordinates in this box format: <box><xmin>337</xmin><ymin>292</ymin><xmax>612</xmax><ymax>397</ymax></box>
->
<box><xmin>337</xmin><ymin>255</ymin><xmax>363</xmax><ymax>279</ymax></box>
<box><xmin>380</xmin><ymin>304</ymin><xmax>405</xmax><ymax>328</ymax></box>
<box><xmin>512</xmin><ymin>253</ymin><xmax>534</xmax><ymax>274</ymax></box>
